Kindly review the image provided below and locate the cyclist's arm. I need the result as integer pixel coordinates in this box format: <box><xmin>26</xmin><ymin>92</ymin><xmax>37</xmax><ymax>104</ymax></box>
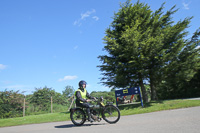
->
<box><xmin>86</xmin><ymin>92</ymin><xmax>95</xmax><ymax>99</ymax></box>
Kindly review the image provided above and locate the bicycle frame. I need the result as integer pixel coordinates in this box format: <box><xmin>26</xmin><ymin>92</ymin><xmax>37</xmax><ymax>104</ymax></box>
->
<box><xmin>70</xmin><ymin>97</ymin><xmax>107</xmax><ymax>121</ymax></box>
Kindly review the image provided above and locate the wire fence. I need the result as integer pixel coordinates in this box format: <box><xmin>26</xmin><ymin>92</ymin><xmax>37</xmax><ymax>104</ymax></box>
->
<box><xmin>0</xmin><ymin>96</ymin><xmax>76</xmax><ymax>119</ymax></box>
<box><xmin>21</xmin><ymin>96</ymin><xmax>75</xmax><ymax>117</ymax></box>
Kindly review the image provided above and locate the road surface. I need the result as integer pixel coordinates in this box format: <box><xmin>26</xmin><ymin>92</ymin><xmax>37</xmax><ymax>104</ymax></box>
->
<box><xmin>1</xmin><ymin>106</ymin><xmax>200</xmax><ymax>133</ymax></box>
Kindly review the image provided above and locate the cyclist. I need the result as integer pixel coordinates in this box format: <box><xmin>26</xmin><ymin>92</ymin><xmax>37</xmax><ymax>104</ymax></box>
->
<box><xmin>75</xmin><ymin>80</ymin><xmax>96</xmax><ymax>122</ymax></box>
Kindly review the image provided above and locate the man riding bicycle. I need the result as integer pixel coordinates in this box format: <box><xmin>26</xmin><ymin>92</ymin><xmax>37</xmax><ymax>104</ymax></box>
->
<box><xmin>75</xmin><ymin>80</ymin><xmax>96</xmax><ymax>122</ymax></box>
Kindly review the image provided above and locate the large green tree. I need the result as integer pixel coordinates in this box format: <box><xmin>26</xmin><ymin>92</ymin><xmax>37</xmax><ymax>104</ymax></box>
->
<box><xmin>98</xmin><ymin>0</ymin><xmax>200</xmax><ymax>102</ymax></box>
<box><xmin>62</xmin><ymin>85</ymin><xmax>75</xmax><ymax>98</ymax></box>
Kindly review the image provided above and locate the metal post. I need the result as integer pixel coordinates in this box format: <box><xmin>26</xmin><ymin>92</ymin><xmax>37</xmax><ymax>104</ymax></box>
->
<box><xmin>115</xmin><ymin>91</ymin><xmax>118</xmax><ymax>107</ymax></box>
<box><xmin>138</xmin><ymin>87</ymin><xmax>144</xmax><ymax>107</ymax></box>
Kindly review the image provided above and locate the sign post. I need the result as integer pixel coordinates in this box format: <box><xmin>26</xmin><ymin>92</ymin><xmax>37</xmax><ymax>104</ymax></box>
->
<box><xmin>115</xmin><ymin>86</ymin><xmax>143</xmax><ymax>107</ymax></box>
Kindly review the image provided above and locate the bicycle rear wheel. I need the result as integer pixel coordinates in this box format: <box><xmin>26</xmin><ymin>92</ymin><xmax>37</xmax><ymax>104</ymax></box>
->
<box><xmin>102</xmin><ymin>105</ymin><xmax>120</xmax><ymax>124</ymax></box>
<box><xmin>70</xmin><ymin>108</ymin><xmax>86</xmax><ymax>126</ymax></box>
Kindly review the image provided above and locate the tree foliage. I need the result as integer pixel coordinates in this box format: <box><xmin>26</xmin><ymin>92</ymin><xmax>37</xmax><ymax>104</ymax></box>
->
<box><xmin>0</xmin><ymin>87</ymin><xmax>117</xmax><ymax>118</ymax></box>
<box><xmin>0</xmin><ymin>86</ymin><xmax>74</xmax><ymax>118</ymax></box>
<box><xmin>0</xmin><ymin>90</ymin><xmax>24</xmax><ymax>118</ymax></box>
<box><xmin>98</xmin><ymin>0</ymin><xmax>200</xmax><ymax>102</ymax></box>
<box><xmin>62</xmin><ymin>85</ymin><xmax>75</xmax><ymax>98</ymax></box>
<box><xmin>30</xmin><ymin>86</ymin><xmax>67</xmax><ymax>111</ymax></box>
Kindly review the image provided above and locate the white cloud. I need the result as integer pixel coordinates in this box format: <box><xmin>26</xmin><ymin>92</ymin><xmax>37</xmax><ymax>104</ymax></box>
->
<box><xmin>182</xmin><ymin>1</ymin><xmax>191</xmax><ymax>10</ymax></box>
<box><xmin>0</xmin><ymin>64</ymin><xmax>7</xmax><ymax>70</ymax></box>
<box><xmin>93</xmin><ymin>16</ymin><xmax>99</xmax><ymax>21</ymax></box>
<box><xmin>73</xmin><ymin>20</ymin><xmax>82</xmax><ymax>27</ymax></box>
<box><xmin>73</xmin><ymin>9</ymin><xmax>99</xmax><ymax>26</ymax></box>
<box><xmin>58</xmin><ymin>75</ymin><xmax>78</xmax><ymax>82</ymax></box>
<box><xmin>81</xmin><ymin>9</ymin><xmax>96</xmax><ymax>20</ymax></box>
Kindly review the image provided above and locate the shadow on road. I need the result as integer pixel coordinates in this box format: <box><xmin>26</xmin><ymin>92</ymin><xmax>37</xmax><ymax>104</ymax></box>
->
<box><xmin>55</xmin><ymin>123</ymin><xmax>105</xmax><ymax>128</ymax></box>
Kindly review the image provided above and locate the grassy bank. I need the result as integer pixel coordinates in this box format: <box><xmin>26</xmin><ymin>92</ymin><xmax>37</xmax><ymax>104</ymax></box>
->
<box><xmin>0</xmin><ymin>99</ymin><xmax>200</xmax><ymax>127</ymax></box>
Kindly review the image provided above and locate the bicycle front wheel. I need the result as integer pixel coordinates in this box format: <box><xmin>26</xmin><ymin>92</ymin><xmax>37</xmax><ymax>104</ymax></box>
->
<box><xmin>102</xmin><ymin>105</ymin><xmax>120</xmax><ymax>124</ymax></box>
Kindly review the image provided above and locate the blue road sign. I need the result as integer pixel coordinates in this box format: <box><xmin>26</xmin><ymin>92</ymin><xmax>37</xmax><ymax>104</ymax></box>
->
<box><xmin>115</xmin><ymin>86</ymin><xmax>143</xmax><ymax>107</ymax></box>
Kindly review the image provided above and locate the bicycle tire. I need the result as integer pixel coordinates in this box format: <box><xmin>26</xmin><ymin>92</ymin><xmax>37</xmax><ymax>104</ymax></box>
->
<box><xmin>102</xmin><ymin>105</ymin><xmax>120</xmax><ymax>124</ymax></box>
<box><xmin>70</xmin><ymin>108</ymin><xmax>86</xmax><ymax>126</ymax></box>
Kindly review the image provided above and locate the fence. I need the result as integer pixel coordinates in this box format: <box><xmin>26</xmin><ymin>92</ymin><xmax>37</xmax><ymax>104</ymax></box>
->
<box><xmin>21</xmin><ymin>96</ymin><xmax>75</xmax><ymax>117</ymax></box>
<box><xmin>0</xmin><ymin>95</ymin><xmax>75</xmax><ymax>119</ymax></box>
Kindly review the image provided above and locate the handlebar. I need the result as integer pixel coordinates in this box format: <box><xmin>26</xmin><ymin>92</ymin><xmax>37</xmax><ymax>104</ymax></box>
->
<box><xmin>87</xmin><ymin>97</ymin><xmax>103</xmax><ymax>102</ymax></box>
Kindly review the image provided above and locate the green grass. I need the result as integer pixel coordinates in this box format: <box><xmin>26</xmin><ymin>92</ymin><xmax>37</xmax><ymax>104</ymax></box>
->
<box><xmin>0</xmin><ymin>112</ymin><xmax>71</xmax><ymax>127</ymax></box>
<box><xmin>118</xmin><ymin>99</ymin><xmax>200</xmax><ymax>115</ymax></box>
<box><xmin>0</xmin><ymin>99</ymin><xmax>200</xmax><ymax>127</ymax></box>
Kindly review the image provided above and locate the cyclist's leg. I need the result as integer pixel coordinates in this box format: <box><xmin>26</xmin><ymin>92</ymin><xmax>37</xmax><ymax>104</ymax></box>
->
<box><xmin>80</xmin><ymin>103</ymin><xmax>93</xmax><ymax>122</ymax></box>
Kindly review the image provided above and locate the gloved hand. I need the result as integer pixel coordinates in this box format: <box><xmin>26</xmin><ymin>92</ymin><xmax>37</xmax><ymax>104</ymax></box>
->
<box><xmin>86</xmin><ymin>99</ymin><xmax>92</xmax><ymax>102</ymax></box>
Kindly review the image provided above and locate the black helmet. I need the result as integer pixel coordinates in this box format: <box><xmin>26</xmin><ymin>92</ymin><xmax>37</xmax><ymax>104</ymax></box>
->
<box><xmin>79</xmin><ymin>80</ymin><xmax>87</xmax><ymax>88</ymax></box>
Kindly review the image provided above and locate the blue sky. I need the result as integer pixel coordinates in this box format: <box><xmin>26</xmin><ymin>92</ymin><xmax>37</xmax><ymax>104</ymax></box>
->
<box><xmin>0</xmin><ymin>0</ymin><xmax>200</xmax><ymax>95</ymax></box>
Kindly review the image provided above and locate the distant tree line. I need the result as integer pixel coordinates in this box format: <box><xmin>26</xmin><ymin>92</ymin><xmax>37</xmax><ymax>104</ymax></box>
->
<box><xmin>0</xmin><ymin>86</ymin><xmax>75</xmax><ymax>118</ymax></box>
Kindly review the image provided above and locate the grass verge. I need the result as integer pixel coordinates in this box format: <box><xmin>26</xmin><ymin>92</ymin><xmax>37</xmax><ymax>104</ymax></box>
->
<box><xmin>0</xmin><ymin>99</ymin><xmax>200</xmax><ymax>127</ymax></box>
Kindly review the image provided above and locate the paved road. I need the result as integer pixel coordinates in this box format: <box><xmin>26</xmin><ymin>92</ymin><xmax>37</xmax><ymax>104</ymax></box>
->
<box><xmin>1</xmin><ymin>106</ymin><xmax>200</xmax><ymax>133</ymax></box>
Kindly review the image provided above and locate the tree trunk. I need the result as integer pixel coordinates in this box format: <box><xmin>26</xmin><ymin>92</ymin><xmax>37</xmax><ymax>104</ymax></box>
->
<box><xmin>150</xmin><ymin>74</ymin><xmax>157</xmax><ymax>100</ymax></box>
<box><xmin>139</xmin><ymin>73</ymin><xmax>148</xmax><ymax>103</ymax></box>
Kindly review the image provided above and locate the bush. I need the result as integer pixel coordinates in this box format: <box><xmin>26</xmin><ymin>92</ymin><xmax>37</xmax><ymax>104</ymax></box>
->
<box><xmin>0</xmin><ymin>90</ymin><xmax>24</xmax><ymax>118</ymax></box>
